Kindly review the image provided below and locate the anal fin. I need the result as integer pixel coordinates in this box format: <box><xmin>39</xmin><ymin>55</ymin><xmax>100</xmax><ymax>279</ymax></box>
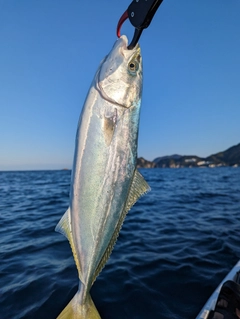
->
<box><xmin>55</xmin><ymin>208</ymin><xmax>82</xmax><ymax>281</ymax></box>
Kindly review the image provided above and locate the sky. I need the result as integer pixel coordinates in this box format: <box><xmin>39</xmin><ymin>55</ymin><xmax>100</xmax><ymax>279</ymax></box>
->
<box><xmin>0</xmin><ymin>0</ymin><xmax>240</xmax><ymax>170</ymax></box>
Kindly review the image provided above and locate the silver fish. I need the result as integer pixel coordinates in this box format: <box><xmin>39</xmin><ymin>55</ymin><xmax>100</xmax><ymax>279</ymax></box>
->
<box><xmin>55</xmin><ymin>35</ymin><xmax>150</xmax><ymax>319</ymax></box>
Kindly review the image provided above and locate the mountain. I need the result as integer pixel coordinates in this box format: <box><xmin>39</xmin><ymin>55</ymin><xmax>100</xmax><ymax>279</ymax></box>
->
<box><xmin>152</xmin><ymin>155</ymin><xmax>204</xmax><ymax>168</ymax></box>
<box><xmin>153</xmin><ymin>154</ymin><xmax>182</xmax><ymax>164</ymax></box>
<box><xmin>206</xmin><ymin>143</ymin><xmax>240</xmax><ymax>166</ymax></box>
<box><xmin>137</xmin><ymin>143</ymin><xmax>240</xmax><ymax>168</ymax></box>
<box><xmin>137</xmin><ymin>157</ymin><xmax>156</xmax><ymax>168</ymax></box>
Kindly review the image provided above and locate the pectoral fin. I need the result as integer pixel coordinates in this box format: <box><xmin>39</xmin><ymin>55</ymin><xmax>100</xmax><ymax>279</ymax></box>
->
<box><xmin>92</xmin><ymin>169</ymin><xmax>150</xmax><ymax>284</ymax></box>
<box><xmin>55</xmin><ymin>209</ymin><xmax>82</xmax><ymax>280</ymax></box>
<box><xmin>103</xmin><ymin>109</ymin><xmax>117</xmax><ymax>146</ymax></box>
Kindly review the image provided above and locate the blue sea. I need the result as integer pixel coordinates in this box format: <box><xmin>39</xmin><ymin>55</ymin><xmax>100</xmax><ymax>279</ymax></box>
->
<box><xmin>1</xmin><ymin>168</ymin><xmax>240</xmax><ymax>319</ymax></box>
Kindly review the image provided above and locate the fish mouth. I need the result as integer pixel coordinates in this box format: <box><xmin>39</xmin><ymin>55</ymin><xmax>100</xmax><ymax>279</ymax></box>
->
<box><xmin>120</xmin><ymin>35</ymin><xmax>140</xmax><ymax>57</ymax></box>
<box><xmin>120</xmin><ymin>35</ymin><xmax>140</xmax><ymax>50</ymax></box>
<box><xmin>120</xmin><ymin>35</ymin><xmax>128</xmax><ymax>49</ymax></box>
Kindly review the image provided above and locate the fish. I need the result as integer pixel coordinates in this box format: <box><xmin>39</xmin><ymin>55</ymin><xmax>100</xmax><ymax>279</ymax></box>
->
<box><xmin>55</xmin><ymin>35</ymin><xmax>150</xmax><ymax>319</ymax></box>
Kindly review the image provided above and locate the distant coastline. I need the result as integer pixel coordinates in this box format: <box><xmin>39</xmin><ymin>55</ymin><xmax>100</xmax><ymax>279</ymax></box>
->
<box><xmin>1</xmin><ymin>144</ymin><xmax>239</xmax><ymax>172</ymax></box>
<box><xmin>137</xmin><ymin>143</ymin><xmax>240</xmax><ymax>168</ymax></box>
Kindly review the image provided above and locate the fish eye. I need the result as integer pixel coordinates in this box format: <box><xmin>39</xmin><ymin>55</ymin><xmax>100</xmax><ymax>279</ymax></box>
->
<box><xmin>129</xmin><ymin>63</ymin><xmax>135</xmax><ymax>71</ymax></box>
<box><xmin>128</xmin><ymin>60</ymin><xmax>139</xmax><ymax>75</ymax></box>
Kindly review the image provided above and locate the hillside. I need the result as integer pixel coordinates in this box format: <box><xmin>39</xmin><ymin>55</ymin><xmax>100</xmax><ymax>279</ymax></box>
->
<box><xmin>206</xmin><ymin>143</ymin><xmax>240</xmax><ymax>166</ymax></box>
<box><xmin>137</xmin><ymin>143</ymin><xmax>240</xmax><ymax>168</ymax></box>
<box><xmin>137</xmin><ymin>157</ymin><xmax>156</xmax><ymax>168</ymax></box>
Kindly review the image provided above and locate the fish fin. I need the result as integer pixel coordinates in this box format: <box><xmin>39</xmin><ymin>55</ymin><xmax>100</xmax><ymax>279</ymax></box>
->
<box><xmin>92</xmin><ymin>169</ymin><xmax>150</xmax><ymax>284</ymax></box>
<box><xmin>103</xmin><ymin>109</ymin><xmax>117</xmax><ymax>146</ymax></box>
<box><xmin>55</xmin><ymin>209</ymin><xmax>82</xmax><ymax>281</ymax></box>
<box><xmin>124</xmin><ymin>169</ymin><xmax>151</xmax><ymax>212</ymax></box>
<box><xmin>57</xmin><ymin>290</ymin><xmax>101</xmax><ymax>319</ymax></box>
<box><xmin>55</xmin><ymin>208</ymin><xmax>71</xmax><ymax>239</ymax></box>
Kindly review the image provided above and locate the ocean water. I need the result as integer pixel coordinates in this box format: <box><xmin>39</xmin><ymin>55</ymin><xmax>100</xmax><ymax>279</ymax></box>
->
<box><xmin>1</xmin><ymin>167</ymin><xmax>240</xmax><ymax>319</ymax></box>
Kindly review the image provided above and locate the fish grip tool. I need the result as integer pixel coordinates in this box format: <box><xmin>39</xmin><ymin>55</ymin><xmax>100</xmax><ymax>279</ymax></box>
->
<box><xmin>117</xmin><ymin>0</ymin><xmax>164</xmax><ymax>49</ymax></box>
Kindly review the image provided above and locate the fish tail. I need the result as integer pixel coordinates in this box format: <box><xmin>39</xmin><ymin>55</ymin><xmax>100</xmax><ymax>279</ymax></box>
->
<box><xmin>57</xmin><ymin>290</ymin><xmax>101</xmax><ymax>319</ymax></box>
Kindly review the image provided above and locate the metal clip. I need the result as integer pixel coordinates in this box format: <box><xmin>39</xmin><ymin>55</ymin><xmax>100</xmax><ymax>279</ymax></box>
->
<box><xmin>117</xmin><ymin>0</ymin><xmax>164</xmax><ymax>50</ymax></box>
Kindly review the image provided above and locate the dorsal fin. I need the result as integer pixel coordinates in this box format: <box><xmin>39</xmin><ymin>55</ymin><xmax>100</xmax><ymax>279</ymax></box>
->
<box><xmin>92</xmin><ymin>169</ymin><xmax>150</xmax><ymax>284</ymax></box>
<box><xmin>55</xmin><ymin>208</ymin><xmax>82</xmax><ymax>281</ymax></box>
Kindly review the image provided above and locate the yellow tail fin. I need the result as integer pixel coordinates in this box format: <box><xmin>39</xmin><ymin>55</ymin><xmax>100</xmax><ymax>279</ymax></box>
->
<box><xmin>57</xmin><ymin>291</ymin><xmax>101</xmax><ymax>319</ymax></box>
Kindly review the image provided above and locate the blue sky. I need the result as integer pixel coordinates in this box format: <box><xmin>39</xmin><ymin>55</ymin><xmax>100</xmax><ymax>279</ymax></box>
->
<box><xmin>1</xmin><ymin>0</ymin><xmax>240</xmax><ymax>170</ymax></box>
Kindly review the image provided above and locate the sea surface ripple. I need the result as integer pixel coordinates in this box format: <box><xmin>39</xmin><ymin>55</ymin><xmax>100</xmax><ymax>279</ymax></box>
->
<box><xmin>1</xmin><ymin>168</ymin><xmax>240</xmax><ymax>319</ymax></box>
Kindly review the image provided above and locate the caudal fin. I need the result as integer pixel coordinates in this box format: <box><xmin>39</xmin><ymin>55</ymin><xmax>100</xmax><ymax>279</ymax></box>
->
<box><xmin>57</xmin><ymin>291</ymin><xmax>101</xmax><ymax>319</ymax></box>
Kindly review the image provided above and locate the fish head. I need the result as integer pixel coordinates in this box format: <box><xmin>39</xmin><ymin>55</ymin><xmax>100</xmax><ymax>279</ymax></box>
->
<box><xmin>97</xmin><ymin>35</ymin><xmax>142</xmax><ymax>109</ymax></box>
